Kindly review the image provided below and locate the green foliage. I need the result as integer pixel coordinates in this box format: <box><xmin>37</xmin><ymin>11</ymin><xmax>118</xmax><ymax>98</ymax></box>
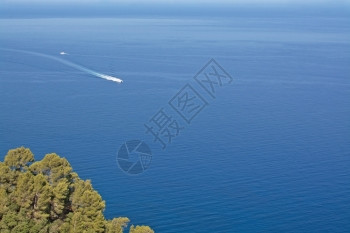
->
<box><xmin>0</xmin><ymin>147</ymin><xmax>154</xmax><ymax>233</ymax></box>
<box><xmin>4</xmin><ymin>147</ymin><xmax>34</xmax><ymax>171</ymax></box>
<box><xmin>0</xmin><ymin>162</ymin><xmax>17</xmax><ymax>192</ymax></box>
<box><xmin>106</xmin><ymin>217</ymin><xmax>130</xmax><ymax>233</ymax></box>
<box><xmin>129</xmin><ymin>225</ymin><xmax>155</xmax><ymax>233</ymax></box>
<box><xmin>29</xmin><ymin>153</ymin><xmax>73</xmax><ymax>185</ymax></box>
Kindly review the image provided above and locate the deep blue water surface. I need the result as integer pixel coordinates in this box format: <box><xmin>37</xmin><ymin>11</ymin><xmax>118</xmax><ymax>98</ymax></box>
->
<box><xmin>1</xmin><ymin>16</ymin><xmax>350</xmax><ymax>232</ymax></box>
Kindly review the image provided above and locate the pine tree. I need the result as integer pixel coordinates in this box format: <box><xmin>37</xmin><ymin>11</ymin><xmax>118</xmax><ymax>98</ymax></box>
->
<box><xmin>14</xmin><ymin>172</ymin><xmax>35</xmax><ymax>209</ymax></box>
<box><xmin>51</xmin><ymin>178</ymin><xmax>69</xmax><ymax>218</ymax></box>
<box><xmin>4</xmin><ymin>147</ymin><xmax>34</xmax><ymax>171</ymax></box>
<box><xmin>0</xmin><ymin>147</ymin><xmax>155</xmax><ymax>233</ymax></box>
<box><xmin>129</xmin><ymin>225</ymin><xmax>155</xmax><ymax>233</ymax></box>
<box><xmin>69</xmin><ymin>179</ymin><xmax>106</xmax><ymax>232</ymax></box>
<box><xmin>0</xmin><ymin>187</ymin><xmax>9</xmax><ymax>218</ymax></box>
<box><xmin>32</xmin><ymin>174</ymin><xmax>52</xmax><ymax>221</ymax></box>
<box><xmin>29</xmin><ymin>153</ymin><xmax>73</xmax><ymax>185</ymax></box>
<box><xmin>106</xmin><ymin>217</ymin><xmax>130</xmax><ymax>233</ymax></box>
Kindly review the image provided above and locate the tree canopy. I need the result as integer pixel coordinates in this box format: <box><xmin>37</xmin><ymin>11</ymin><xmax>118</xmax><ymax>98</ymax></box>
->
<box><xmin>0</xmin><ymin>147</ymin><xmax>154</xmax><ymax>233</ymax></box>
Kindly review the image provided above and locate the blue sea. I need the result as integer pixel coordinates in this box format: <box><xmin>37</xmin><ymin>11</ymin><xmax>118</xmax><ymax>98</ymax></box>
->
<box><xmin>1</xmin><ymin>9</ymin><xmax>350</xmax><ymax>233</ymax></box>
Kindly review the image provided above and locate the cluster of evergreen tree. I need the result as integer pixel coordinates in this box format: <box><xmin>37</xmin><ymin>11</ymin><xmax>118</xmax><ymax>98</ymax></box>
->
<box><xmin>0</xmin><ymin>147</ymin><xmax>154</xmax><ymax>233</ymax></box>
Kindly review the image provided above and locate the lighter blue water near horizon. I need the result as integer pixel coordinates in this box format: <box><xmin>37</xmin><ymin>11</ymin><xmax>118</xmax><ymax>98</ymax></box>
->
<box><xmin>1</xmin><ymin>15</ymin><xmax>350</xmax><ymax>232</ymax></box>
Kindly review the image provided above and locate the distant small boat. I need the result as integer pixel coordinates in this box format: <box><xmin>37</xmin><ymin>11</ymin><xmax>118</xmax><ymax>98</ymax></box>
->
<box><xmin>60</xmin><ymin>51</ymin><xmax>68</xmax><ymax>55</ymax></box>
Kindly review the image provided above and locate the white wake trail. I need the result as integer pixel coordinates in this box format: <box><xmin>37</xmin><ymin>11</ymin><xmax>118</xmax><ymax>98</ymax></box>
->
<box><xmin>0</xmin><ymin>48</ymin><xmax>123</xmax><ymax>83</ymax></box>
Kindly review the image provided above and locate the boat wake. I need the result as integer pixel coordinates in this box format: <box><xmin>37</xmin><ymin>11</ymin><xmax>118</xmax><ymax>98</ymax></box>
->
<box><xmin>0</xmin><ymin>48</ymin><xmax>123</xmax><ymax>83</ymax></box>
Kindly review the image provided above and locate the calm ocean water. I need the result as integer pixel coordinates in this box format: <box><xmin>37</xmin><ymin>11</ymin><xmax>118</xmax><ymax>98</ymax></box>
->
<box><xmin>1</xmin><ymin>15</ymin><xmax>350</xmax><ymax>232</ymax></box>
